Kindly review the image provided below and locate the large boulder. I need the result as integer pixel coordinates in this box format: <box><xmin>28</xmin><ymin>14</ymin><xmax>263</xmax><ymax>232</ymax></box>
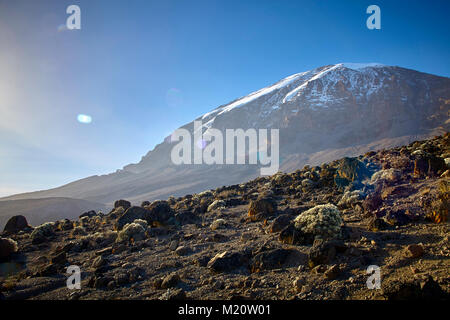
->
<box><xmin>207</xmin><ymin>251</ymin><xmax>249</xmax><ymax>273</ymax></box>
<box><xmin>413</xmin><ymin>155</ymin><xmax>446</xmax><ymax>177</ymax></box>
<box><xmin>146</xmin><ymin>200</ymin><xmax>175</xmax><ymax>225</ymax></box>
<box><xmin>270</xmin><ymin>214</ymin><xmax>292</xmax><ymax>233</ymax></box>
<box><xmin>382</xmin><ymin>276</ymin><xmax>449</xmax><ymax>300</ymax></box>
<box><xmin>334</xmin><ymin>157</ymin><xmax>371</xmax><ymax>189</ymax></box>
<box><xmin>79</xmin><ymin>210</ymin><xmax>97</xmax><ymax>219</ymax></box>
<box><xmin>308</xmin><ymin>239</ymin><xmax>347</xmax><ymax>268</ymax></box>
<box><xmin>279</xmin><ymin>224</ymin><xmax>314</xmax><ymax>245</ymax></box>
<box><xmin>114</xmin><ymin>199</ymin><xmax>131</xmax><ymax>210</ymax></box>
<box><xmin>248</xmin><ymin>197</ymin><xmax>276</xmax><ymax>221</ymax></box>
<box><xmin>115</xmin><ymin>206</ymin><xmax>148</xmax><ymax>230</ymax></box>
<box><xmin>3</xmin><ymin>215</ymin><xmax>30</xmax><ymax>234</ymax></box>
<box><xmin>0</xmin><ymin>237</ymin><xmax>18</xmax><ymax>260</ymax></box>
<box><xmin>250</xmin><ymin>248</ymin><xmax>295</xmax><ymax>273</ymax></box>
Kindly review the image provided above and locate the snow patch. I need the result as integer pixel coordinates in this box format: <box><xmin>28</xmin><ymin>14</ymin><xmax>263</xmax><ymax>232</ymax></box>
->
<box><xmin>215</xmin><ymin>72</ymin><xmax>304</xmax><ymax>116</ymax></box>
<box><xmin>340</xmin><ymin>63</ymin><xmax>385</xmax><ymax>70</ymax></box>
<box><xmin>283</xmin><ymin>65</ymin><xmax>341</xmax><ymax>103</ymax></box>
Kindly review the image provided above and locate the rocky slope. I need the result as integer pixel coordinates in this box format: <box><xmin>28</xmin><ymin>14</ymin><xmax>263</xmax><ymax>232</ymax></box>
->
<box><xmin>0</xmin><ymin>133</ymin><xmax>448</xmax><ymax>300</ymax></box>
<box><xmin>2</xmin><ymin>63</ymin><xmax>449</xmax><ymax>206</ymax></box>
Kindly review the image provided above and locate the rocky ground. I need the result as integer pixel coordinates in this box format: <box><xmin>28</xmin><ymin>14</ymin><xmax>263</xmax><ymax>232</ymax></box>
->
<box><xmin>0</xmin><ymin>134</ymin><xmax>449</xmax><ymax>300</ymax></box>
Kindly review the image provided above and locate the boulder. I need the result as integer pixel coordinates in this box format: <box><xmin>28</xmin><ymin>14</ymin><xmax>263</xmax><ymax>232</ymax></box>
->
<box><xmin>114</xmin><ymin>199</ymin><xmax>131</xmax><ymax>210</ymax></box>
<box><xmin>0</xmin><ymin>237</ymin><xmax>18</xmax><ymax>259</ymax></box>
<box><xmin>207</xmin><ymin>200</ymin><xmax>226</xmax><ymax>212</ymax></box>
<box><xmin>50</xmin><ymin>252</ymin><xmax>68</xmax><ymax>266</ymax></box>
<box><xmin>383</xmin><ymin>276</ymin><xmax>449</xmax><ymax>300</ymax></box>
<box><xmin>161</xmin><ymin>273</ymin><xmax>181</xmax><ymax>289</ymax></box>
<box><xmin>367</xmin><ymin>216</ymin><xmax>389</xmax><ymax>232</ymax></box>
<box><xmin>270</xmin><ymin>214</ymin><xmax>292</xmax><ymax>233</ymax></box>
<box><xmin>207</xmin><ymin>251</ymin><xmax>249</xmax><ymax>273</ymax></box>
<box><xmin>248</xmin><ymin>197</ymin><xmax>276</xmax><ymax>221</ymax></box>
<box><xmin>115</xmin><ymin>206</ymin><xmax>148</xmax><ymax>230</ymax></box>
<box><xmin>308</xmin><ymin>239</ymin><xmax>346</xmax><ymax>268</ymax></box>
<box><xmin>279</xmin><ymin>224</ymin><xmax>314</xmax><ymax>245</ymax></box>
<box><xmin>146</xmin><ymin>200</ymin><xmax>175</xmax><ymax>224</ymax></box>
<box><xmin>79</xmin><ymin>210</ymin><xmax>97</xmax><ymax>219</ymax></box>
<box><xmin>174</xmin><ymin>211</ymin><xmax>198</xmax><ymax>225</ymax></box>
<box><xmin>175</xmin><ymin>246</ymin><xmax>192</xmax><ymax>256</ymax></box>
<box><xmin>414</xmin><ymin>155</ymin><xmax>446</xmax><ymax>177</ymax></box>
<box><xmin>210</xmin><ymin>219</ymin><xmax>227</xmax><ymax>231</ymax></box>
<box><xmin>362</xmin><ymin>191</ymin><xmax>383</xmax><ymax>213</ymax></box>
<box><xmin>334</xmin><ymin>157</ymin><xmax>371</xmax><ymax>189</ymax></box>
<box><xmin>250</xmin><ymin>248</ymin><xmax>294</xmax><ymax>273</ymax></box>
<box><xmin>3</xmin><ymin>215</ymin><xmax>30</xmax><ymax>234</ymax></box>
<box><xmin>370</xmin><ymin>169</ymin><xmax>402</xmax><ymax>185</ymax></box>
<box><xmin>161</xmin><ymin>288</ymin><xmax>186</xmax><ymax>300</ymax></box>
<box><xmin>59</xmin><ymin>219</ymin><xmax>74</xmax><ymax>231</ymax></box>
<box><xmin>404</xmin><ymin>244</ymin><xmax>425</xmax><ymax>258</ymax></box>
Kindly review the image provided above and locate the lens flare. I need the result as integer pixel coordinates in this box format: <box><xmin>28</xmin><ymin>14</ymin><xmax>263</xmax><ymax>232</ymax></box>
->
<box><xmin>196</xmin><ymin>139</ymin><xmax>207</xmax><ymax>149</ymax></box>
<box><xmin>77</xmin><ymin>114</ymin><xmax>92</xmax><ymax>124</ymax></box>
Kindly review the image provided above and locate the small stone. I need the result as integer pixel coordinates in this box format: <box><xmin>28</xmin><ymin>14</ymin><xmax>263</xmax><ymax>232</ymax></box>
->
<box><xmin>92</xmin><ymin>256</ymin><xmax>106</xmax><ymax>268</ymax></box>
<box><xmin>311</xmin><ymin>264</ymin><xmax>327</xmax><ymax>274</ymax></box>
<box><xmin>410</xmin><ymin>266</ymin><xmax>420</xmax><ymax>274</ymax></box>
<box><xmin>51</xmin><ymin>252</ymin><xmax>68</xmax><ymax>266</ymax></box>
<box><xmin>168</xmin><ymin>240</ymin><xmax>178</xmax><ymax>251</ymax></box>
<box><xmin>405</xmin><ymin>244</ymin><xmax>424</xmax><ymax>258</ymax></box>
<box><xmin>240</xmin><ymin>233</ymin><xmax>252</xmax><ymax>242</ymax></box>
<box><xmin>161</xmin><ymin>273</ymin><xmax>181</xmax><ymax>289</ymax></box>
<box><xmin>213</xmin><ymin>280</ymin><xmax>224</xmax><ymax>290</ymax></box>
<box><xmin>114</xmin><ymin>273</ymin><xmax>129</xmax><ymax>285</ymax></box>
<box><xmin>153</xmin><ymin>278</ymin><xmax>163</xmax><ymax>289</ymax></box>
<box><xmin>162</xmin><ymin>288</ymin><xmax>186</xmax><ymax>300</ymax></box>
<box><xmin>175</xmin><ymin>246</ymin><xmax>191</xmax><ymax>256</ymax></box>
<box><xmin>210</xmin><ymin>219</ymin><xmax>227</xmax><ymax>231</ymax></box>
<box><xmin>324</xmin><ymin>264</ymin><xmax>340</xmax><ymax>280</ymax></box>
<box><xmin>95</xmin><ymin>247</ymin><xmax>112</xmax><ymax>256</ymax></box>
<box><xmin>297</xmin><ymin>265</ymin><xmax>306</xmax><ymax>272</ymax></box>
<box><xmin>293</xmin><ymin>277</ymin><xmax>305</xmax><ymax>292</ymax></box>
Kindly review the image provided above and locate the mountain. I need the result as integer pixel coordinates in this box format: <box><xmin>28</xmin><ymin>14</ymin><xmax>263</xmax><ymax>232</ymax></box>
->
<box><xmin>2</xmin><ymin>63</ymin><xmax>449</xmax><ymax>207</ymax></box>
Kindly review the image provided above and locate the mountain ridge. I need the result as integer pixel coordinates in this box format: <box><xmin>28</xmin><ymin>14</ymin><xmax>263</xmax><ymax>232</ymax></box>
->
<box><xmin>2</xmin><ymin>63</ymin><xmax>449</xmax><ymax>207</ymax></box>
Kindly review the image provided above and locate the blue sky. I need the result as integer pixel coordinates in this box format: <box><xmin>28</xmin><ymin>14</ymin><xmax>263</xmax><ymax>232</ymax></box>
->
<box><xmin>0</xmin><ymin>0</ymin><xmax>449</xmax><ymax>196</ymax></box>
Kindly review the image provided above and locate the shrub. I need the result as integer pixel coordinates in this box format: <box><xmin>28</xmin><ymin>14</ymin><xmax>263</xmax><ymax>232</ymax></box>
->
<box><xmin>294</xmin><ymin>204</ymin><xmax>343</xmax><ymax>240</ymax></box>
<box><xmin>116</xmin><ymin>223</ymin><xmax>146</xmax><ymax>243</ymax></box>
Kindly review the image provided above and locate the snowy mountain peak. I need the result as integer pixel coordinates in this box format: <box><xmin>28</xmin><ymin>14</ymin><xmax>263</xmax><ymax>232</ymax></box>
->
<box><xmin>338</xmin><ymin>62</ymin><xmax>386</xmax><ymax>70</ymax></box>
<box><xmin>202</xmin><ymin>63</ymin><xmax>390</xmax><ymax>117</ymax></box>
